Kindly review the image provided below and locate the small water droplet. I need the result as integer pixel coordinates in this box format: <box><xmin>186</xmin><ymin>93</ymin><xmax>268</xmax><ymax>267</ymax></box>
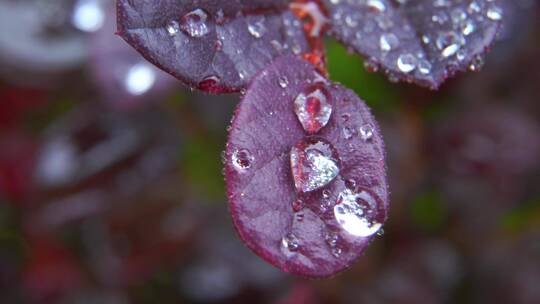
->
<box><xmin>397</xmin><ymin>54</ymin><xmax>417</xmax><ymax>73</ymax></box>
<box><xmin>379</xmin><ymin>33</ymin><xmax>399</xmax><ymax>52</ymax></box>
<box><xmin>486</xmin><ymin>5</ymin><xmax>503</xmax><ymax>21</ymax></box>
<box><xmin>281</xmin><ymin>233</ymin><xmax>300</xmax><ymax>252</ymax></box>
<box><xmin>322</xmin><ymin>189</ymin><xmax>331</xmax><ymax>199</ymax></box>
<box><xmin>367</xmin><ymin>0</ymin><xmax>386</xmax><ymax>13</ymax></box>
<box><xmin>417</xmin><ymin>59</ymin><xmax>432</xmax><ymax>75</ymax></box>
<box><xmin>278</xmin><ymin>76</ymin><xmax>289</xmax><ymax>88</ymax></box>
<box><xmin>325</xmin><ymin>232</ymin><xmax>338</xmax><ymax>246</ymax></box>
<box><xmin>247</xmin><ymin>17</ymin><xmax>267</xmax><ymax>38</ymax></box>
<box><xmin>359</xmin><ymin>124</ymin><xmax>374</xmax><ymax>142</ymax></box>
<box><xmin>290</xmin><ymin>137</ymin><xmax>340</xmax><ymax>193</ymax></box>
<box><xmin>342</xmin><ymin>126</ymin><xmax>355</xmax><ymax>140</ymax></box>
<box><xmin>331</xmin><ymin>247</ymin><xmax>342</xmax><ymax>257</ymax></box>
<box><xmin>294</xmin><ymin>84</ymin><xmax>333</xmax><ymax>134</ymax></box>
<box><xmin>232</xmin><ymin>148</ymin><xmax>254</xmax><ymax>171</ymax></box>
<box><xmin>198</xmin><ymin>75</ymin><xmax>221</xmax><ymax>92</ymax></box>
<box><xmin>180</xmin><ymin>8</ymin><xmax>210</xmax><ymax>38</ymax></box>
<box><xmin>436</xmin><ymin>32</ymin><xmax>464</xmax><ymax>58</ymax></box>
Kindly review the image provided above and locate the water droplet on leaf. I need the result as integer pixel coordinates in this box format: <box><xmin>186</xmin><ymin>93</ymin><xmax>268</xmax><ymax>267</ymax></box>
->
<box><xmin>294</xmin><ymin>84</ymin><xmax>333</xmax><ymax>134</ymax></box>
<box><xmin>290</xmin><ymin>137</ymin><xmax>340</xmax><ymax>193</ymax></box>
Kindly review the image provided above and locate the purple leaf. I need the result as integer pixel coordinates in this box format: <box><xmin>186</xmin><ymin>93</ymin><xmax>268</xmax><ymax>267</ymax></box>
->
<box><xmin>322</xmin><ymin>0</ymin><xmax>503</xmax><ymax>88</ymax></box>
<box><xmin>116</xmin><ymin>0</ymin><xmax>310</xmax><ymax>93</ymax></box>
<box><xmin>224</xmin><ymin>55</ymin><xmax>388</xmax><ymax>278</ymax></box>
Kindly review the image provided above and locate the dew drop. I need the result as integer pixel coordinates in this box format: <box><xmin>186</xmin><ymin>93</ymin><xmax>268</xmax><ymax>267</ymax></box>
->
<box><xmin>331</xmin><ymin>247</ymin><xmax>342</xmax><ymax>257</ymax></box>
<box><xmin>359</xmin><ymin>124</ymin><xmax>374</xmax><ymax>142</ymax></box>
<box><xmin>231</xmin><ymin>148</ymin><xmax>254</xmax><ymax>171</ymax></box>
<box><xmin>342</xmin><ymin>126</ymin><xmax>356</xmax><ymax>140</ymax></box>
<box><xmin>325</xmin><ymin>232</ymin><xmax>339</xmax><ymax>247</ymax></box>
<box><xmin>247</xmin><ymin>17</ymin><xmax>267</xmax><ymax>38</ymax></box>
<box><xmin>417</xmin><ymin>59</ymin><xmax>432</xmax><ymax>75</ymax></box>
<box><xmin>367</xmin><ymin>0</ymin><xmax>386</xmax><ymax>13</ymax></box>
<box><xmin>198</xmin><ymin>75</ymin><xmax>221</xmax><ymax>92</ymax></box>
<box><xmin>281</xmin><ymin>233</ymin><xmax>300</xmax><ymax>252</ymax></box>
<box><xmin>379</xmin><ymin>33</ymin><xmax>399</xmax><ymax>52</ymax></box>
<box><xmin>290</xmin><ymin>137</ymin><xmax>340</xmax><ymax>193</ymax></box>
<box><xmin>278</xmin><ymin>76</ymin><xmax>289</xmax><ymax>88</ymax></box>
<box><xmin>397</xmin><ymin>54</ymin><xmax>417</xmax><ymax>73</ymax></box>
<box><xmin>436</xmin><ymin>32</ymin><xmax>464</xmax><ymax>58</ymax></box>
<box><xmin>294</xmin><ymin>84</ymin><xmax>333</xmax><ymax>134</ymax></box>
<box><xmin>486</xmin><ymin>5</ymin><xmax>503</xmax><ymax>21</ymax></box>
<box><xmin>321</xmin><ymin>191</ymin><xmax>331</xmax><ymax>201</ymax></box>
<box><xmin>334</xmin><ymin>188</ymin><xmax>383</xmax><ymax>237</ymax></box>
<box><xmin>180</xmin><ymin>8</ymin><xmax>210</xmax><ymax>38</ymax></box>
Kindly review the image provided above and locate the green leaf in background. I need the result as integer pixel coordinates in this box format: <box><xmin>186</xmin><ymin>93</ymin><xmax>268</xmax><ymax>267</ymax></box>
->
<box><xmin>326</xmin><ymin>39</ymin><xmax>400</xmax><ymax>111</ymax></box>
<box><xmin>181</xmin><ymin>136</ymin><xmax>225</xmax><ymax>199</ymax></box>
<box><xmin>409</xmin><ymin>191</ymin><xmax>448</xmax><ymax>232</ymax></box>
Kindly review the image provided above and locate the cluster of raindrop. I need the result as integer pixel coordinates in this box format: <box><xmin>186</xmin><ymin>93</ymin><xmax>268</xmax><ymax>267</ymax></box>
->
<box><xmin>281</xmin><ymin>74</ymin><xmax>382</xmax><ymax>258</ymax></box>
<box><xmin>164</xmin><ymin>7</ymin><xmax>308</xmax><ymax>89</ymax></box>
<box><xmin>327</xmin><ymin>0</ymin><xmax>502</xmax><ymax>81</ymax></box>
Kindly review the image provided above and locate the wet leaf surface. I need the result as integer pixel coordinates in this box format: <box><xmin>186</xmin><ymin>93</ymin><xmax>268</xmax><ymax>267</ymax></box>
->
<box><xmin>322</xmin><ymin>0</ymin><xmax>502</xmax><ymax>88</ymax></box>
<box><xmin>225</xmin><ymin>55</ymin><xmax>388</xmax><ymax>277</ymax></box>
<box><xmin>117</xmin><ymin>0</ymin><xmax>310</xmax><ymax>93</ymax></box>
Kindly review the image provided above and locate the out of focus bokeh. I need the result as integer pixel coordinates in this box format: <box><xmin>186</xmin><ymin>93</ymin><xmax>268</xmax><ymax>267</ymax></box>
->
<box><xmin>1</xmin><ymin>0</ymin><xmax>539</xmax><ymax>303</ymax></box>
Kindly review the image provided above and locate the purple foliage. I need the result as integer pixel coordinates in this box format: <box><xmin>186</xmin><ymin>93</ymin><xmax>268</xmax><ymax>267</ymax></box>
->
<box><xmin>323</xmin><ymin>0</ymin><xmax>502</xmax><ymax>88</ymax></box>
<box><xmin>224</xmin><ymin>56</ymin><xmax>388</xmax><ymax>277</ymax></box>
<box><xmin>115</xmin><ymin>0</ymin><xmax>506</xmax><ymax>278</ymax></box>
<box><xmin>116</xmin><ymin>0</ymin><xmax>309</xmax><ymax>93</ymax></box>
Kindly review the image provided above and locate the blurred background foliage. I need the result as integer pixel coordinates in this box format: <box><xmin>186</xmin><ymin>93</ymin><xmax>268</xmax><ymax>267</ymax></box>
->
<box><xmin>0</xmin><ymin>0</ymin><xmax>539</xmax><ymax>303</ymax></box>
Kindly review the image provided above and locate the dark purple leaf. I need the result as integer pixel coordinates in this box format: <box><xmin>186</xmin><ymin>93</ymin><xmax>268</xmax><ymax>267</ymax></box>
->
<box><xmin>224</xmin><ymin>55</ymin><xmax>388</xmax><ymax>278</ymax></box>
<box><xmin>116</xmin><ymin>0</ymin><xmax>310</xmax><ymax>93</ymax></box>
<box><xmin>322</xmin><ymin>0</ymin><xmax>503</xmax><ymax>88</ymax></box>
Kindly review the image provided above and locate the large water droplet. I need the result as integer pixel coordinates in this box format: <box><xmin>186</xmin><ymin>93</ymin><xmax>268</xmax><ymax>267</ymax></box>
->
<box><xmin>334</xmin><ymin>188</ymin><xmax>383</xmax><ymax>237</ymax></box>
<box><xmin>180</xmin><ymin>8</ymin><xmax>210</xmax><ymax>38</ymax></box>
<box><xmin>231</xmin><ymin>148</ymin><xmax>254</xmax><ymax>171</ymax></box>
<box><xmin>290</xmin><ymin>137</ymin><xmax>340</xmax><ymax>193</ymax></box>
<box><xmin>294</xmin><ymin>84</ymin><xmax>333</xmax><ymax>134</ymax></box>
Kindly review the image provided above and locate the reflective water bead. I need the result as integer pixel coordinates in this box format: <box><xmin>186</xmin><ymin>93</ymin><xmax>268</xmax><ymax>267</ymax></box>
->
<box><xmin>290</xmin><ymin>137</ymin><xmax>340</xmax><ymax>193</ymax></box>
<box><xmin>231</xmin><ymin>148</ymin><xmax>254</xmax><ymax>171</ymax></box>
<box><xmin>359</xmin><ymin>124</ymin><xmax>374</xmax><ymax>141</ymax></box>
<box><xmin>486</xmin><ymin>5</ymin><xmax>503</xmax><ymax>21</ymax></box>
<box><xmin>281</xmin><ymin>233</ymin><xmax>300</xmax><ymax>252</ymax></box>
<box><xmin>247</xmin><ymin>18</ymin><xmax>267</xmax><ymax>38</ymax></box>
<box><xmin>379</xmin><ymin>33</ymin><xmax>399</xmax><ymax>52</ymax></box>
<box><xmin>294</xmin><ymin>84</ymin><xmax>333</xmax><ymax>134</ymax></box>
<box><xmin>436</xmin><ymin>32</ymin><xmax>464</xmax><ymax>58</ymax></box>
<box><xmin>334</xmin><ymin>189</ymin><xmax>383</xmax><ymax>237</ymax></box>
<box><xmin>278</xmin><ymin>76</ymin><xmax>289</xmax><ymax>88</ymax></box>
<box><xmin>397</xmin><ymin>54</ymin><xmax>417</xmax><ymax>73</ymax></box>
<box><xmin>180</xmin><ymin>8</ymin><xmax>210</xmax><ymax>38</ymax></box>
